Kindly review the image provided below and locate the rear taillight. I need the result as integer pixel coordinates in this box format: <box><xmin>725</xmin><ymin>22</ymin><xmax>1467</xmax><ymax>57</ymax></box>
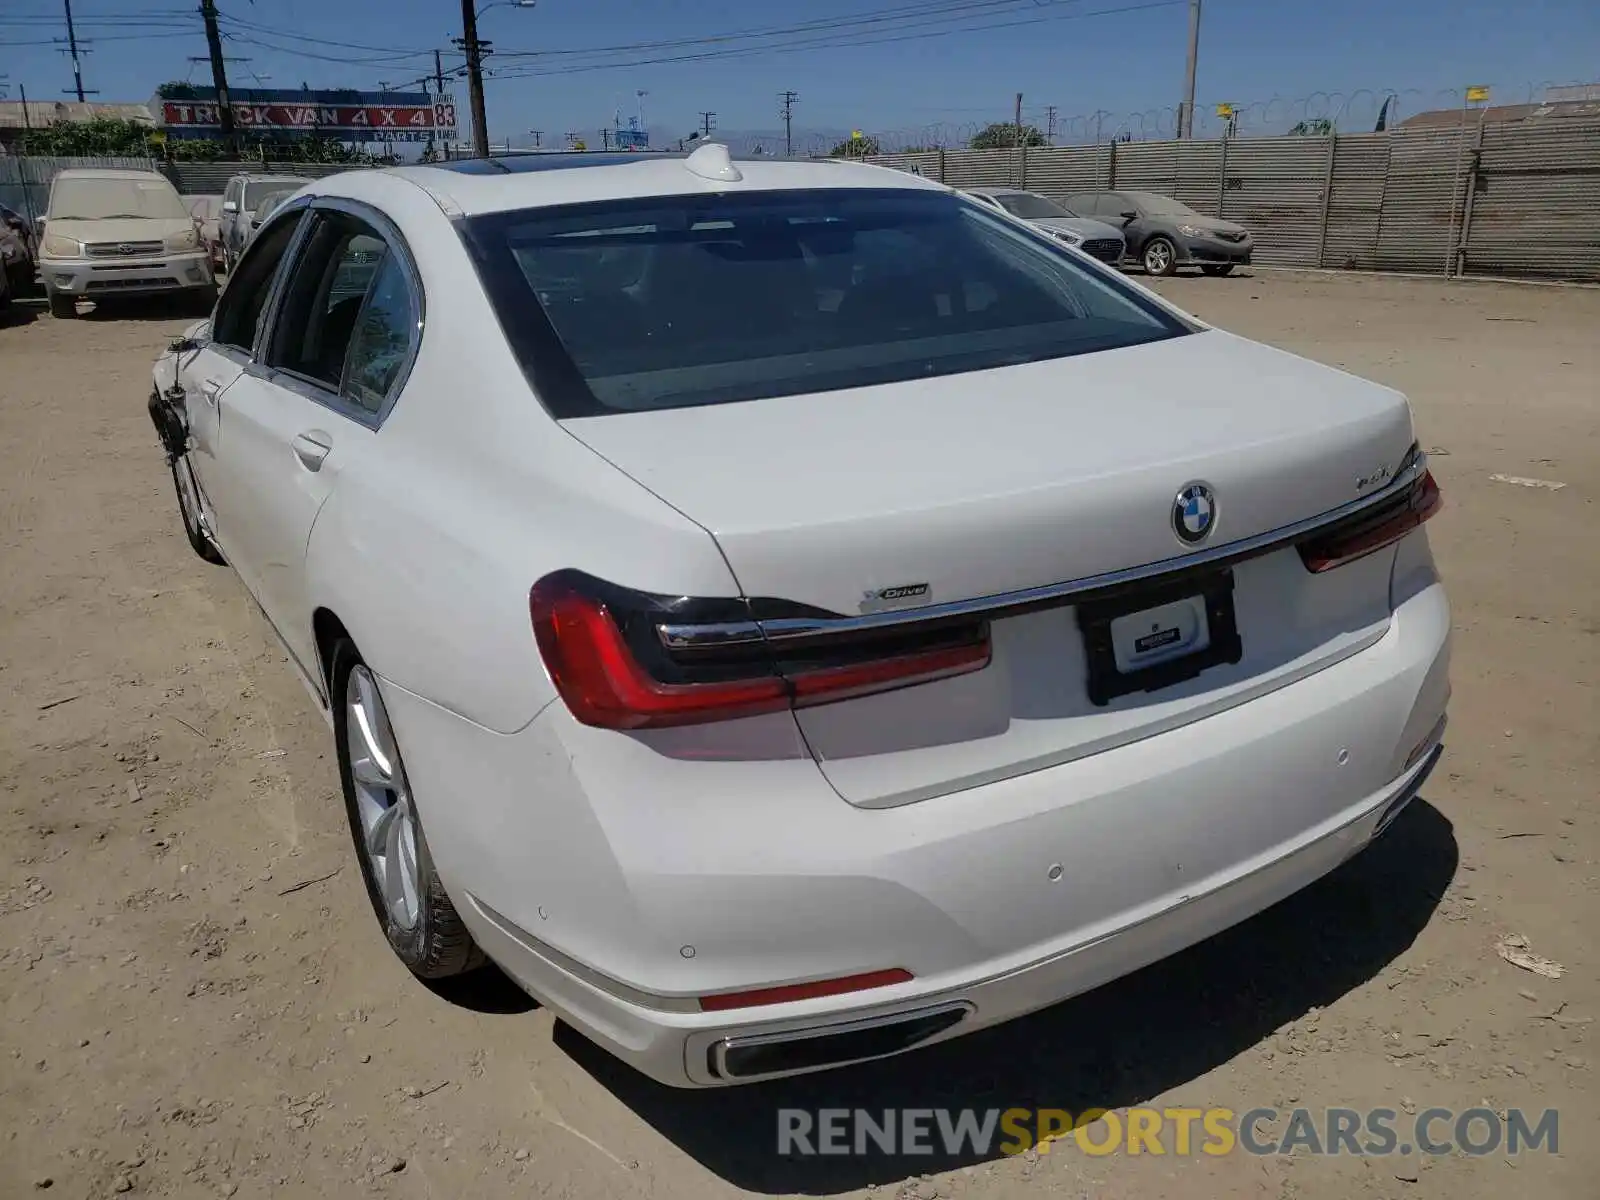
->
<box><xmin>698</xmin><ymin>967</ymin><xmax>914</xmax><ymax>1012</ymax></box>
<box><xmin>1297</xmin><ymin>469</ymin><xmax>1442</xmax><ymax>574</ymax></box>
<box><xmin>530</xmin><ymin>571</ymin><xmax>990</xmax><ymax>731</ymax></box>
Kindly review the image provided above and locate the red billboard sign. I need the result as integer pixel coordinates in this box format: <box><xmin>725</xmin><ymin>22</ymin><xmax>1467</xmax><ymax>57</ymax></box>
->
<box><xmin>159</xmin><ymin>92</ymin><xmax>457</xmax><ymax>143</ymax></box>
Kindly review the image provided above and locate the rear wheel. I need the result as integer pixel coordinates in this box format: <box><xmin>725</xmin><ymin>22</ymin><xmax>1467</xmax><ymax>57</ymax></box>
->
<box><xmin>1142</xmin><ymin>237</ymin><xmax>1178</xmax><ymax>277</ymax></box>
<box><xmin>48</xmin><ymin>290</ymin><xmax>77</xmax><ymax>319</ymax></box>
<box><xmin>332</xmin><ymin>643</ymin><xmax>484</xmax><ymax>980</ymax></box>
<box><xmin>1202</xmin><ymin>264</ymin><xmax>1235</xmax><ymax>277</ymax></box>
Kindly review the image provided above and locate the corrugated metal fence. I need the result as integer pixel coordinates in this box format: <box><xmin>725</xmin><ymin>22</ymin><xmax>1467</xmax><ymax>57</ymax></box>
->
<box><xmin>868</xmin><ymin>119</ymin><xmax>1600</xmax><ymax>282</ymax></box>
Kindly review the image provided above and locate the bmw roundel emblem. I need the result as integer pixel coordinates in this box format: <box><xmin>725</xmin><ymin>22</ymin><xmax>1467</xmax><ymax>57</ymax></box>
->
<box><xmin>1172</xmin><ymin>482</ymin><xmax>1217</xmax><ymax>545</ymax></box>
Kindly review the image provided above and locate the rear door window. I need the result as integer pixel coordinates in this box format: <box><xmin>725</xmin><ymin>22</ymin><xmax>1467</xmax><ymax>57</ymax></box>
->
<box><xmin>263</xmin><ymin>208</ymin><xmax>421</xmax><ymax>418</ymax></box>
<box><xmin>266</xmin><ymin>215</ymin><xmax>386</xmax><ymax>391</ymax></box>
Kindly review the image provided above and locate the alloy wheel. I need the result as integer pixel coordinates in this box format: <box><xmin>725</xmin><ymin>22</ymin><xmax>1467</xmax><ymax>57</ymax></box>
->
<box><xmin>345</xmin><ymin>665</ymin><xmax>421</xmax><ymax>930</ymax></box>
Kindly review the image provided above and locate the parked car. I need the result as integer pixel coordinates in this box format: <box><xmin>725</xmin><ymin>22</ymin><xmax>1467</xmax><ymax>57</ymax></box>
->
<box><xmin>963</xmin><ymin>187</ymin><xmax>1126</xmax><ymax>267</ymax></box>
<box><xmin>1065</xmin><ymin>189</ymin><xmax>1254</xmax><ymax>276</ymax></box>
<box><xmin>186</xmin><ymin>194</ymin><xmax>226</xmax><ymax>271</ymax></box>
<box><xmin>219</xmin><ymin>173</ymin><xmax>310</xmax><ymax>271</ymax></box>
<box><xmin>38</xmin><ymin>168</ymin><xmax>215</xmax><ymax>318</ymax></box>
<box><xmin>0</xmin><ymin>204</ymin><xmax>37</xmax><ymax>308</ymax></box>
<box><xmin>148</xmin><ymin>146</ymin><xmax>1448</xmax><ymax>1088</ymax></box>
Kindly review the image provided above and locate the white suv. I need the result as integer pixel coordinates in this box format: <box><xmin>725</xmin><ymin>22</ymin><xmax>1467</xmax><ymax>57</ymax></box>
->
<box><xmin>40</xmin><ymin>168</ymin><xmax>214</xmax><ymax>318</ymax></box>
<box><xmin>149</xmin><ymin>147</ymin><xmax>1449</xmax><ymax>1087</ymax></box>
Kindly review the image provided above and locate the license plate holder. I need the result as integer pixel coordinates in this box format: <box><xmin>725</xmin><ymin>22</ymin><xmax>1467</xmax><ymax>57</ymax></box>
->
<box><xmin>1077</xmin><ymin>570</ymin><xmax>1244</xmax><ymax>706</ymax></box>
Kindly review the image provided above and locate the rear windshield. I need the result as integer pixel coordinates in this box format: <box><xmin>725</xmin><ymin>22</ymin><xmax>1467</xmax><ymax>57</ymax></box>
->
<box><xmin>49</xmin><ymin>176</ymin><xmax>188</xmax><ymax>221</ymax></box>
<box><xmin>995</xmin><ymin>192</ymin><xmax>1076</xmax><ymax>219</ymax></box>
<box><xmin>244</xmin><ymin>179</ymin><xmax>304</xmax><ymax>207</ymax></box>
<box><xmin>462</xmin><ymin>187</ymin><xmax>1188</xmax><ymax>417</ymax></box>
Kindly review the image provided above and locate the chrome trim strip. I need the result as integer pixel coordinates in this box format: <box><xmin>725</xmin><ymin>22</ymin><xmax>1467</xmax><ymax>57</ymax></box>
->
<box><xmin>657</xmin><ymin>620</ymin><xmax>762</xmax><ymax>650</ymax></box>
<box><xmin>710</xmin><ymin>1000</ymin><xmax>974</xmax><ymax>1081</ymax></box>
<box><xmin>658</xmin><ymin>447</ymin><xmax>1426</xmax><ymax>649</ymax></box>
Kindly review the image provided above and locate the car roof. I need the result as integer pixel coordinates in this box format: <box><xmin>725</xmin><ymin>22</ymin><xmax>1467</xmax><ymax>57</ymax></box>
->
<box><xmin>53</xmin><ymin>168</ymin><xmax>170</xmax><ymax>183</ymax></box>
<box><xmin>305</xmin><ymin>147</ymin><xmax>950</xmax><ymax>218</ymax></box>
<box><xmin>964</xmin><ymin>187</ymin><xmax>1029</xmax><ymax>197</ymax></box>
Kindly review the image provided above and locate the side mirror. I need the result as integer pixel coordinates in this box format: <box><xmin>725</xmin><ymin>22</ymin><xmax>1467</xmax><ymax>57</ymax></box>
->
<box><xmin>222</xmin><ymin>200</ymin><xmax>239</xmax><ymax>214</ymax></box>
<box><xmin>1119</xmin><ymin>210</ymin><xmax>1138</xmax><ymax>223</ymax></box>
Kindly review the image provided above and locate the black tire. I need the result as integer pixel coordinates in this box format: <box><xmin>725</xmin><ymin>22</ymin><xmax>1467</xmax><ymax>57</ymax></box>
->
<box><xmin>191</xmin><ymin>283</ymin><xmax>219</xmax><ymax>316</ymax></box>
<box><xmin>1201</xmin><ymin>264</ymin><xmax>1236</xmax><ymax>277</ymax></box>
<box><xmin>48</xmin><ymin>290</ymin><xmax>77</xmax><ymax>319</ymax></box>
<box><xmin>331</xmin><ymin>639</ymin><xmax>484</xmax><ymax>981</ymax></box>
<box><xmin>169</xmin><ymin>454</ymin><xmax>226</xmax><ymax>564</ymax></box>
<box><xmin>1141</xmin><ymin>236</ymin><xmax>1178</xmax><ymax>277</ymax></box>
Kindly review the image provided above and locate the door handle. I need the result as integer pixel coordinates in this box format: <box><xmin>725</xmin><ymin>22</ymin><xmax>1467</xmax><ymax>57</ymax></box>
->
<box><xmin>201</xmin><ymin>377</ymin><xmax>223</xmax><ymax>406</ymax></box>
<box><xmin>291</xmin><ymin>431</ymin><xmax>333</xmax><ymax>471</ymax></box>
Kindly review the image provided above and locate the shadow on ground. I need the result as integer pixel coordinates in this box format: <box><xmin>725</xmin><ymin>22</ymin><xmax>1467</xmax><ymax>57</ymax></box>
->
<box><xmin>77</xmin><ymin>293</ymin><xmax>214</xmax><ymax>323</ymax></box>
<box><xmin>560</xmin><ymin>796</ymin><xmax>1457</xmax><ymax>1194</ymax></box>
<box><xmin>426</xmin><ymin>962</ymin><xmax>540</xmax><ymax>1015</ymax></box>
<box><xmin>0</xmin><ymin>296</ymin><xmax>41</xmax><ymax>327</ymax></box>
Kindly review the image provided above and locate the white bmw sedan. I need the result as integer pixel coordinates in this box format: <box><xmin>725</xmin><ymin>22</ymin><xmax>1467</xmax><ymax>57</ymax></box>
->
<box><xmin>148</xmin><ymin>144</ymin><xmax>1449</xmax><ymax>1087</ymax></box>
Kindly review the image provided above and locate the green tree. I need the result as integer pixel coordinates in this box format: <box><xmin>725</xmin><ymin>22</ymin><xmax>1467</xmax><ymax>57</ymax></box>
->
<box><xmin>17</xmin><ymin>117</ymin><xmax>159</xmax><ymax>156</ymax></box>
<box><xmin>830</xmin><ymin>133</ymin><xmax>881</xmax><ymax>157</ymax></box>
<box><xmin>1289</xmin><ymin>118</ymin><xmax>1335</xmax><ymax>136</ymax></box>
<box><xmin>969</xmin><ymin>122</ymin><xmax>1046</xmax><ymax>150</ymax></box>
<box><xmin>155</xmin><ymin>81</ymin><xmax>199</xmax><ymax>100</ymax></box>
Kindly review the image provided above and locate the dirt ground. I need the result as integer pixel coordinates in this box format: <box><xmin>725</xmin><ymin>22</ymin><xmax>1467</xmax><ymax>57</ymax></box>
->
<box><xmin>1</xmin><ymin>272</ymin><xmax>1595</xmax><ymax>1200</ymax></box>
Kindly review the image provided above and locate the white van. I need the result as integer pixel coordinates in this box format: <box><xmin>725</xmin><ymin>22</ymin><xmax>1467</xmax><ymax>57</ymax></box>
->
<box><xmin>39</xmin><ymin>168</ymin><xmax>215</xmax><ymax>318</ymax></box>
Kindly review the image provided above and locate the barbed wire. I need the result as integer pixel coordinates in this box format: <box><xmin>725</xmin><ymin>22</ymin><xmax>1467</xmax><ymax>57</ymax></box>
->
<box><xmin>732</xmin><ymin>81</ymin><xmax>1587</xmax><ymax>155</ymax></box>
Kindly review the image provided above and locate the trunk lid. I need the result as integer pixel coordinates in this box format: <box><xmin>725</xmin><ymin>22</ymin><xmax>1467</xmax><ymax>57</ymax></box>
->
<box><xmin>564</xmin><ymin>329</ymin><xmax>1416</xmax><ymax>806</ymax></box>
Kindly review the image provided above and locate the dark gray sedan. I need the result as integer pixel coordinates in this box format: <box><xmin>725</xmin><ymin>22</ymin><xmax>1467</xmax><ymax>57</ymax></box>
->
<box><xmin>1065</xmin><ymin>190</ymin><xmax>1253</xmax><ymax>277</ymax></box>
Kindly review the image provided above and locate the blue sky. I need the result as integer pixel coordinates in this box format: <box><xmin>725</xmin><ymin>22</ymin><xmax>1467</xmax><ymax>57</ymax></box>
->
<box><xmin>4</xmin><ymin>0</ymin><xmax>1598</xmax><ymax>149</ymax></box>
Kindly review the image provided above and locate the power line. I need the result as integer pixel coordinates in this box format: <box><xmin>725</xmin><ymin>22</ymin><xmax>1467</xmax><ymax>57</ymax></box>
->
<box><xmin>486</xmin><ymin>0</ymin><xmax>1182</xmax><ymax>81</ymax></box>
<box><xmin>213</xmin><ymin>13</ymin><xmax>446</xmax><ymax>58</ymax></box>
<box><xmin>492</xmin><ymin>0</ymin><xmax>1047</xmax><ymax>62</ymax></box>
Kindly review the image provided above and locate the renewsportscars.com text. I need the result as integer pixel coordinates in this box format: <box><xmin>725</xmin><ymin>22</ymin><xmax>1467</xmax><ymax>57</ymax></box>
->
<box><xmin>777</xmin><ymin>1106</ymin><xmax>1559</xmax><ymax>1158</ymax></box>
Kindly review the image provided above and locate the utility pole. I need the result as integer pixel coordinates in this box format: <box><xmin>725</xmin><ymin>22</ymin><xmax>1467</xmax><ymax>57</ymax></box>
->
<box><xmin>779</xmin><ymin>90</ymin><xmax>799</xmax><ymax>157</ymax></box>
<box><xmin>434</xmin><ymin>48</ymin><xmax>446</xmax><ymax>96</ymax></box>
<box><xmin>1013</xmin><ymin>91</ymin><xmax>1023</xmax><ymax>147</ymax></box>
<box><xmin>1044</xmin><ymin>104</ymin><xmax>1058</xmax><ymax>144</ymax></box>
<box><xmin>601</xmin><ymin>128</ymin><xmax>611</xmax><ymax>150</ymax></box>
<box><xmin>61</xmin><ymin>0</ymin><xmax>93</xmax><ymax>102</ymax></box>
<box><xmin>699</xmin><ymin>110</ymin><xmax>716</xmax><ymax>137</ymax></box>
<box><xmin>199</xmin><ymin>0</ymin><xmax>235</xmax><ymax>148</ymax></box>
<box><xmin>1179</xmin><ymin>0</ymin><xmax>1201</xmax><ymax>138</ymax></box>
<box><xmin>456</xmin><ymin>0</ymin><xmax>491</xmax><ymax>157</ymax></box>
<box><xmin>529</xmin><ymin>129</ymin><xmax>541</xmax><ymax>147</ymax></box>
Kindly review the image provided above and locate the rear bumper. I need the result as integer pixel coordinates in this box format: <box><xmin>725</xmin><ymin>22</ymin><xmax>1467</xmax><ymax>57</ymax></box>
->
<box><xmin>42</xmin><ymin>250</ymin><xmax>213</xmax><ymax>296</ymax></box>
<box><xmin>382</xmin><ymin>577</ymin><xmax>1450</xmax><ymax>1087</ymax></box>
